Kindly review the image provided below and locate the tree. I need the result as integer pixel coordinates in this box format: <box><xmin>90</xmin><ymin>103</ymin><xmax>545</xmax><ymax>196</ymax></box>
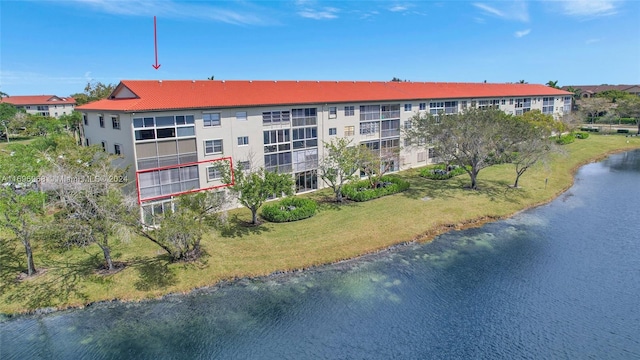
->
<box><xmin>70</xmin><ymin>81</ymin><xmax>116</xmax><ymax>106</ymax></box>
<box><xmin>504</xmin><ymin>118</ymin><xmax>559</xmax><ymax>187</ymax></box>
<box><xmin>128</xmin><ymin>191</ymin><xmax>228</xmax><ymax>261</ymax></box>
<box><xmin>405</xmin><ymin>108</ymin><xmax>512</xmax><ymax>190</ymax></box>
<box><xmin>0</xmin><ymin>91</ymin><xmax>8</xmax><ymax>99</ymax></box>
<box><xmin>520</xmin><ymin>110</ymin><xmax>565</xmax><ymax>136</ymax></box>
<box><xmin>0</xmin><ymin>144</ymin><xmax>49</xmax><ymax>276</ymax></box>
<box><xmin>58</xmin><ymin>111</ymin><xmax>83</xmax><ymax>142</ymax></box>
<box><xmin>0</xmin><ymin>103</ymin><xmax>18</xmax><ymax>141</ymax></box>
<box><xmin>318</xmin><ymin>138</ymin><xmax>361</xmax><ymax>202</ymax></box>
<box><xmin>359</xmin><ymin>142</ymin><xmax>399</xmax><ymax>189</ymax></box>
<box><xmin>42</xmin><ymin>139</ymin><xmax>128</xmax><ymax>271</ymax></box>
<box><xmin>577</xmin><ymin>97</ymin><xmax>611</xmax><ymax>124</ymax></box>
<box><xmin>596</xmin><ymin>90</ymin><xmax>632</xmax><ymax>103</ymax></box>
<box><xmin>518</xmin><ymin>80</ymin><xmax>528</xmax><ymax>84</ymax></box>
<box><xmin>546</xmin><ymin>80</ymin><xmax>560</xmax><ymax>89</ymax></box>
<box><xmin>222</xmin><ymin>165</ymin><xmax>294</xmax><ymax>225</ymax></box>
<box><xmin>616</xmin><ymin>97</ymin><xmax>640</xmax><ymax>134</ymax></box>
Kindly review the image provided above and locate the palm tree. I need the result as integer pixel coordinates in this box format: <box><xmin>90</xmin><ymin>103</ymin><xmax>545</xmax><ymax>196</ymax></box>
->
<box><xmin>546</xmin><ymin>80</ymin><xmax>559</xmax><ymax>89</ymax></box>
<box><xmin>0</xmin><ymin>91</ymin><xmax>8</xmax><ymax>99</ymax></box>
<box><xmin>518</xmin><ymin>80</ymin><xmax>527</xmax><ymax>84</ymax></box>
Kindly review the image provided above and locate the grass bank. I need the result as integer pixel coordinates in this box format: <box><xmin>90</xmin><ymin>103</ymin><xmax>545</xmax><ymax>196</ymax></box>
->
<box><xmin>1</xmin><ymin>135</ymin><xmax>639</xmax><ymax>314</ymax></box>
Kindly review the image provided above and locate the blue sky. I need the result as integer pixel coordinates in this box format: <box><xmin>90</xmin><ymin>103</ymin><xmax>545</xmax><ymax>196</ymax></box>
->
<box><xmin>1</xmin><ymin>0</ymin><xmax>639</xmax><ymax>97</ymax></box>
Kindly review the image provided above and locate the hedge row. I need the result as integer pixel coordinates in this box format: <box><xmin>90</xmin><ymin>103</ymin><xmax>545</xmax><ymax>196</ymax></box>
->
<box><xmin>591</xmin><ymin>117</ymin><xmax>638</xmax><ymax>125</ymax></box>
<box><xmin>419</xmin><ymin>164</ymin><xmax>469</xmax><ymax>180</ymax></box>
<box><xmin>342</xmin><ymin>176</ymin><xmax>410</xmax><ymax>202</ymax></box>
<box><xmin>261</xmin><ymin>197</ymin><xmax>318</xmax><ymax>222</ymax></box>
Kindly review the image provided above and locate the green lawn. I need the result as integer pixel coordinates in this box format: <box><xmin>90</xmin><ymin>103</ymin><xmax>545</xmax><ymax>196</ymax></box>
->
<box><xmin>1</xmin><ymin>134</ymin><xmax>639</xmax><ymax>314</ymax></box>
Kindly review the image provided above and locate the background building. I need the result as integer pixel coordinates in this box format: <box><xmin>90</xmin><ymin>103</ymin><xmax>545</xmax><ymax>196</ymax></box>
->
<box><xmin>0</xmin><ymin>95</ymin><xmax>76</xmax><ymax>118</ymax></box>
<box><xmin>77</xmin><ymin>80</ymin><xmax>572</xmax><ymax>217</ymax></box>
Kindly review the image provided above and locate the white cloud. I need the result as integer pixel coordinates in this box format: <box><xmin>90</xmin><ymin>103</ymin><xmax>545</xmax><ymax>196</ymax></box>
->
<box><xmin>298</xmin><ymin>7</ymin><xmax>339</xmax><ymax>20</ymax></box>
<box><xmin>389</xmin><ymin>5</ymin><xmax>408</xmax><ymax>12</ymax></box>
<box><xmin>558</xmin><ymin>0</ymin><xmax>619</xmax><ymax>17</ymax></box>
<box><xmin>585</xmin><ymin>38</ymin><xmax>601</xmax><ymax>44</ymax></box>
<box><xmin>514</xmin><ymin>29</ymin><xmax>531</xmax><ymax>38</ymax></box>
<box><xmin>66</xmin><ymin>0</ymin><xmax>269</xmax><ymax>25</ymax></box>
<box><xmin>473</xmin><ymin>1</ymin><xmax>529</xmax><ymax>22</ymax></box>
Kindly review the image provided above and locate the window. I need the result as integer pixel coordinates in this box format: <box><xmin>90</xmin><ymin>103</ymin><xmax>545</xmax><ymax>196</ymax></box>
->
<box><xmin>85</xmin><ymin>138</ymin><xmax>90</xmax><ymax>146</ymax></box>
<box><xmin>381</xmin><ymin>104</ymin><xmax>400</xmax><ymax>119</ymax></box>
<box><xmin>292</xmin><ymin>108</ymin><xmax>317</xmax><ymax>126</ymax></box>
<box><xmin>263</xmin><ymin>110</ymin><xmax>291</xmax><ymax>124</ymax></box>
<box><xmin>99</xmin><ymin>115</ymin><xmax>105</xmax><ymax>128</ymax></box>
<box><xmin>360</xmin><ymin>105</ymin><xmax>381</xmax><ymax>121</ymax></box>
<box><xmin>203</xmin><ymin>113</ymin><xmax>221</xmax><ymax>127</ymax></box>
<box><xmin>237</xmin><ymin>136</ymin><xmax>249</xmax><ymax>146</ymax></box>
<box><xmin>329</xmin><ymin>107</ymin><xmax>337</xmax><ymax>119</ymax></box>
<box><xmin>114</xmin><ymin>144</ymin><xmax>122</xmax><ymax>156</ymax></box>
<box><xmin>344</xmin><ymin>106</ymin><xmax>355</xmax><ymax>116</ymax></box>
<box><xmin>110</xmin><ymin>116</ymin><xmax>120</xmax><ymax>129</ymax></box>
<box><xmin>237</xmin><ymin>161</ymin><xmax>250</xmax><ymax>171</ymax></box>
<box><xmin>542</xmin><ymin>97</ymin><xmax>554</xmax><ymax>114</ymax></box>
<box><xmin>344</xmin><ymin>126</ymin><xmax>355</xmax><ymax>136</ymax></box>
<box><xmin>236</xmin><ymin>111</ymin><xmax>247</xmax><ymax>121</ymax></box>
<box><xmin>564</xmin><ymin>96</ymin><xmax>572</xmax><ymax>113</ymax></box>
<box><xmin>404</xmin><ymin>104</ymin><xmax>412</xmax><ymax>112</ymax></box>
<box><xmin>329</xmin><ymin>128</ymin><xmax>337</xmax><ymax>135</ymax></box>
<box><xmin>135</xmin><ymin>129</ymin><xmax>155</xmax><ymax>141</ymax></box>
<box><xmin>509</xmin><ymin>98</ymin><xmax>514</xmax><ymax>105</ymax></box>
<box><xmin>417</xmin><ymin>152</ymin><xmax>427</xmax><ymax>162</ymax></box>
<box><xmin>207</xmin><ymin>166</ymin><xmax>222</xmax><ymax>181</ymax></box>
<box><xmin>360</xmin><ymin>122</ymin><xmax>379</xmax><ymax>135</ymax></box>
<box><xmin>83</xmin><ymin>114</ymin><xmax>88</xmax><ymax>125</ymax></box>
<box><xmin>292</xmin><ymin>127</ymin><xmax>318</xmax><ymax>149</ymax></box>
<box><xmin>204</xmin><ymin>139</ymin><xmax>223</xmax><ymax>154</ymax></box>
<box><xmin>501</xmin><ymin>99</ymin><xmax>506</xmax><ymax>105</ymax></box>
<box><xmin>419</xmin><ymin>103</ymin><xmax>426</xmax><ymax>110</ymax></box>
<box><xmin>428</xmin><ymin>148</ymin><xmax>435</xmax><ymax>159</ymax></box>
<box><xmin>101</xmin><ymin>141</ymin><xmax>107</xmax><ymax>151</ymax></box>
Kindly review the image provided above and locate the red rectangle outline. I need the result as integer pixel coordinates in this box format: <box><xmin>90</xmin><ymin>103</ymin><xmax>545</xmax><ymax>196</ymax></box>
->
<box><xmin>135</xmin><ymin>156</ymin><xmax>235</xmax><ymax>204</ymax></box>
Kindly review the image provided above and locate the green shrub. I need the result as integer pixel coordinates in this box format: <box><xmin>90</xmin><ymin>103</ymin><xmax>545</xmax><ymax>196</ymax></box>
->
<box><xmin>556</xmin><ymin>133</ymin><xmax>576</xmax><ymax>145</ymax></box>
<box><xmin>419</xmin><ymin>164</ymin><xmax>469</xmax><ymax>180</ymax></box>
<box><xmin>575</xmin><ymin>132</ymin><xmax>590</xmax><ymax>139</ymax></box>
<box><xmin>261</xmin><ymin>197</ymin><xmax>318</xmax><ymax>222</ymax></box>
<box><xmin>342</xmin><ymin>176</ymin><xmax>410</xmax><ymax>202</ymax></box>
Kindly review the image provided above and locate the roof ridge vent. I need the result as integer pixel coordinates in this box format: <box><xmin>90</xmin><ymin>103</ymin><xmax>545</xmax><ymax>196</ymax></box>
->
<box><xmin>159</xmin><ymin>80</ymin><xmax>162</xmax><ymax>83</ymax></box>
<box><xmin>222</xmin><ymin>80</ymin><xmax>225</xmax><ymax>83</ymax></box>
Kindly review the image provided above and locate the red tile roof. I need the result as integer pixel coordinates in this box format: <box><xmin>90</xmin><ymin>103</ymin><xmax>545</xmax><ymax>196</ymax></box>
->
<box><xmin>0</xmin><ymin>95</ymin><xmax>76</xmax><ymax>106</ymax></box>
<box><xmin>77</xmin><ymin>80</ymin><xmax>572</xmax><ymax>112</ymax></box>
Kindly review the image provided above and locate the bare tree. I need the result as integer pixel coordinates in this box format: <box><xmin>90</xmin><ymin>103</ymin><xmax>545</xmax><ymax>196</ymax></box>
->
<box><xmin>42</xmin><ymin>144</ymin><xmax>128</xmax><ymax>272</ymax></box>
<box><xmin>504</xmin><ymin>118</ymin><xmax>560</xmax><ymax>188</ymax></box>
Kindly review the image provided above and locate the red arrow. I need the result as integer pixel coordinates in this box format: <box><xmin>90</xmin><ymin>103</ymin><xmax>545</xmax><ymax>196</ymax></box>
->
<box><xmin>152</xmin><ymin>16</ymin><xmax>161</xmax><ymax>70</ymax></box>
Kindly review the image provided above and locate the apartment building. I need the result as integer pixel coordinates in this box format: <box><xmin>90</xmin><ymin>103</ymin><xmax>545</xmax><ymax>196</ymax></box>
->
<box><xmin>77</xmin><ymin>80</ymin><xmax>572</xmax><ymax>218</ymax></box>
<box><xmin>0</xmin><ymin>95</ymin><xmax>76</xmax><ymax>118</ymax></box>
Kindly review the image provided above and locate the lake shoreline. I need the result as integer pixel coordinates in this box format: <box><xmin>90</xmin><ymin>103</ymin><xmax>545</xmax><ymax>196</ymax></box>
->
<box><xmin>2</xmin><ymin>142</ymin><xmax>639</xmax><ymax>318</ymax></box>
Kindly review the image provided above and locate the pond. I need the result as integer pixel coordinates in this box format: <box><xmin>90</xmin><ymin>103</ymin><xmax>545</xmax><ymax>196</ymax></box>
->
<box><xmin>2</xmin><ymin>150</ymin><xmax>640</xmax><ymax>359</ymax></box>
